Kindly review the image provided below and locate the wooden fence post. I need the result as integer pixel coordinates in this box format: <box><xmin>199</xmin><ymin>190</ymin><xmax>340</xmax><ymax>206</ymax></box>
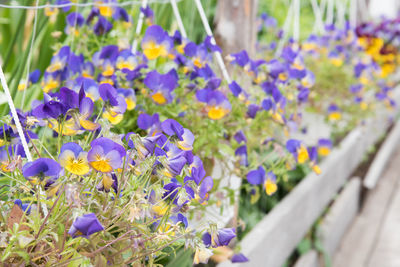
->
<box><xmin>214</xmin><ymin>0</ymin><xmax>259</xmax><ymax>57</ymax></box>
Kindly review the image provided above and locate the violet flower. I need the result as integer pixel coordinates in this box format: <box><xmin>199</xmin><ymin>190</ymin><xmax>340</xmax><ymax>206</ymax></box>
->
<box><xmin>202</xmin><ymin>228</ymin><xmax>236</xmax><ymax>248</ymax></box>
<box><xmin>68</xmin><ymin>213</ymin><xmax>104</xmax><ymax>238</ymax></box>
<box><xmin>88</xmin><ymin>137</ymin><xmax>126</xmax><ymax>173</ymax></box>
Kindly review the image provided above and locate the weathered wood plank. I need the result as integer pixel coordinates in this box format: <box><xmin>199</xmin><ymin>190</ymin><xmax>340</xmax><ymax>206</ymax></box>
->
<box><xmin>367</xmin><ymin>175</ymin><xmax>400</xmax><ymax>267</ymax></box>
<box><xmin>293</xmin><ymin>250</ymin><xmax>320</xmax><ymax>267</ymax></box>
<box><xmin>220</xmin><ymin>106</ymin><xmax>396</xmax><ymax>267</ymax></box>
<box><xmin>318</xmin><ymin>178</ymin><xmax>361</xmax><ymax>258</ymax></box>
<box><xmin>333</xmin><ymin>149</ymin><xmax>400</xmax><ymax>267</ymax></box>
<box><xmin>364</xmin><ymin>119</ymin><xmax>400</xmax><ymax>189</ymax></box>
<box><xmin>214</xmin><ymin>0</ymin><xmax>259</xmax><ymax>56</ymax></box>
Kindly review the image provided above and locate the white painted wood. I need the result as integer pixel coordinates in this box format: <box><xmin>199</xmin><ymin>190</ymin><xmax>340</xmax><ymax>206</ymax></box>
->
<box><xmin>293</xmin><ymin>250</ymin><xmax>320</xmax><ymax>267</ymax></box>
<box><xmin>222</xmin><ymin>91</ymin><xmax>400</xmax><ymax>267</ymax></box>
<box><xmin>318</xmin><ymin>178</ymin><xmax>361</xmax><ymax>258</ymax></box>
<box><xmin>364</xmin><ymin>120</ymin><xmax>400</xmax><ymax>189</ymax></box>
<box><xmin>170</xmin><ymin>0</ymin><xmax>187</xmax><ymax>38</ymax></box>
<box><xmin>131</xmin><ymin>0</ymin><xmax>148</xmax><ymax>53</ymax></box>
<box><xmin>311</xmin><ymin>0</ymin><xmax>325</xmax><ymax>34</ymax></box>
<box><xmin>0</xmin><ymin>66</ymin><xmax>32</xmax><ymax>161</ymax></box>
<box><xmin>333</xmin><ymin>148</ymin><xmax>400</xmax><ymax>267</ymax></box>
<box><xmin>350</xmin><ymin>0</ymin><xmax>357</xmax><ymax>28</ymax></box>
<box><xmin>369</xmin><ymin>0</ymin><xmax>400</xmax><ymax>19</ymax></box>
<box><xmin>367</xmin><ymin>176</ymin><xmax>400</xmax><ymax>267</ymax></box>
<box><xmin>292</xmin><ymin>112</ymin><xmax>331</xmax><ymax>146</ymax></box>
<box><xmin>293</xmin><ymin>0</ymin><xmax>300</xmax><ymax>42</ymax></box>
<box><xmin>275</xmin><ymin>0</ymin><xmax>294</xmax><ymax>57</ymax></box>
<box><xmin>194</xmin><ymin>0</ymin><xmax>232</xmax><ymax>84</ymax></box>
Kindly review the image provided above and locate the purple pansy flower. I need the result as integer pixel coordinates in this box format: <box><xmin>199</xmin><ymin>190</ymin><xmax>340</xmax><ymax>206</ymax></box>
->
<box><xmin>246</xmin><ymin>166</ymin><xmax>266</xmax><ymax>185</ymax></box>
<box><xmin>94</xmin><ymin>16</ymin><xmax>112</xmax><ymax>35</ymax></box>
<box><xmin>88</xmin><ymin>137</ymin><xmax>126</xmax><ymax>173</ymax></box>
<box><xmin>231</xmin><ymin>253</ymin><xmax>249</xmax><ymax>263</ymax></box>
<box><xmin>136</xmin><ymin>135</ymin><xmax>161</xmax><ymax>159</ymax></box>
<box><xmin>65</xmin><ymin>12</ymin><xmax>84</xmax><ymax>35</ymax></box>
<box><xmin>247</xmin><ymin>104</ymin><xmax>260</xmax><ymax>119</ymax></box>
<box><xmin>229</xmin><ymin>81</ymin><xmax>243</xmax><ymax>97</ymax></box>
<box><xmin>161</xmin><ymin>119</ymin><xmax>184</xmax><ymax>140</ymax></box>
<box><xmin>176</xmin><ymin>129</ymin><xmax>195</xmax><ymax>151</ymax></box>
<box><xmin>22</xmin><ymin>158</ymin><xmax>61</xmax><ymax>183</ymax></box>
<box><xmin>202</xmin><ymin>228</ymin><xmax>236</xmax><ymax>248</ymax></box>
<box><xmin>317</xmin><ymin>138</ymin><xmax>332</xmax><ymax>156</ymax></box>
<box><xmin>144</xmin><ymin>70</ymin><xmax>178</xmax><ymax>105</ymax></box>
<box><xmin>141</xmin><ymin>25</ymin><xmax>173</xmax><ymax>60</ymax></box>
<box><xmin>68</xmin><ymin>213</ymin><xmax>104</xmax><ymax>238</ymax></box>
<box><xmin>286</xmin><ymin>139</ymin><xmax>309</xmax><ymax>164</ymax></box>
<box><xmin>234</xmin><ymin>130</ymin><xmax>247</xmax><ymax>144</ymax></box>
<box><xmin>196</xmin><ymin>89</ymin><xmax>231</xmax><ymax>120</ymax></box>
<box><xmin>235</xmin><ymin>145</ymin><xmax>248</xmax><ymax>166</ymax></box>
<box><xmin>59</xmin><ymin>142</ymin><xmax>90</xmax><ymax>176</ymax></box>
<box><xmin>14</xmin><ymin>199</ymin><xmax>32</xmax><ymax>215</ymax></box>
<box><xmin>229</xmin><ymin>50</ymin><xmax>250</xmax><ymax>67</ymax></box>
<box><xmin>199</xmin><ymin>176</ymin><xmax>213</xmax><ymax>200</ymax></box>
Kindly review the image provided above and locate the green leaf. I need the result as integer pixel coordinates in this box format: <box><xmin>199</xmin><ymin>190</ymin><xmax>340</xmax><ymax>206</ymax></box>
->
<box><xmin>250</xmin><ymin>187</ymin><xmax>260</xmax><ymax>204</ymax></box>
<box><xmin>1</xmin><ymin>247</ymin><xmax>11</xmax><ymax>261</ymax></box>
<box><xmin>165</xmin><ymin>248</ymin><xmax>192</xmax><ymax>267</ymax></box>
<box><xmin>297</xmin><ymin>238</ymin><xmax>312</xmax><ymax>255</ymax></box>
<box><xmin>218</xmin><ymin>143</ymin><xmax>235</xmax><ymax>157</ymax></box>
<box><xmin>16</xmin><ymin>251</ymin><xmax>30</xmax><ymax>264</ymax></box>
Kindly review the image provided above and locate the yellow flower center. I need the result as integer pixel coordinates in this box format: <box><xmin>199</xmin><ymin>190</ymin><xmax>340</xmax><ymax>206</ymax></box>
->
<box><xmin>329</xmin><ymin>112</ymin><xmax>341</xmax><ymax>121</ymax></box>
<box><xmin>143</xmin><ymin>41</ymin><xmax>167</xmax><ymax>60</ymax></box>
<box><xmin>312</xmin><ymin>164</ymin><xmax>322</xmax><ymax>175</ymax></box>
<box><xmin>103</xmin><ymin>111</ymin><xmax>123</xmax><ymax>125</ymax></box>
<box><xmin>100</xmin><ymin>79</ymin><xmax>114</xmax><ymax>85</ymax></box>
<box><xmin>116</xmin><ymin>61</ymin><xmax>135</xmax><ymax>71</ymax></box>
<box><xmin>82</xmin><ymin>72</ymin><xmax>93</xmax><ymax>78</ymax></box>
<box><xmin>330</xmin><ymin>58</ymin><xmax>343</xmax><ymax>67</ymax></box>
<box><xmin>302</xmin><ymin>43</ymin><xmax>316</xmax><ymax>51</ymax></box>
<box><xmin>292</xmin><ymin>62</ymin><xmax>304</xmax><ymax>70</ymax></box>
<box><xmin>45</xmin><ymin>7</ymin><xmax>58</xmax><ymax>17</ymax></box>
<box><xmin>301</xmin><ymin>79</ymin><xmax>311</xmax><ymax>88</ymax></box>
<box><xmin>152</xmin><ymin>203</ymin><xmax>168</xmax><ymax>216</ymax></box>
<box><xmin>102</xmin><ymin>65</ymin><xmax>115</xmax><ymax>77</ymax></box>
<box><xmin>360</xmin><ymin>101</ymin><xmax>368</xmax><ymax>110</ymax></box>
<box><xmin>318</xmin><ymin>147</ymin><xmax>331</xmax><ymax>157</ymax></box>
<box><xmin>152</xmin><ymin>92</ymin><xmax>167</xmax><ymax>105</ymax></box>
<box><xmin>99</xmin><ymin>6</ymin><xmax>113</xmax><ymax>17</ymax></box>
<box><xmin>264</xmin><ymin>179</ymin><xmax>277</xmax><ymax>196</ymax></box>
<box><xmin>65</xmin><ymin>157</ymin><xmax>90</xmax><ymax>176</ymax></box>
<box><xmin>47</xmin><ymin>61</ymin><xmax>63</xmax><ymax>73</ymax></box>
<box><xmin>297</xmin><ymin>146</ymin><xmax>309</xmax><ymax>164</ymax></box>
<box><xmin>193</xmin><ymin>57</ymin><xmax>204</xmax><ymax>68</ymax></box>
<box><xmin>18</xmin><ymin>82</ymin><xmax>27</xmax><ymax>91</ymax></box>
<box><xmin>272</xmin><ymin>112</ymin><xmax>284</xmax><ymax>124</ymax></box>
<box><xmin>359</xmin><ymin>76</ymin><xmax>370</xmax><ymax>85</ymax></box>
<box><xmin>90</xmin><ymin>154</ymin><xmax>113</xmax><ymax>172</ymax></box>
<box><xmin>126</xmin><ymin>98</ymin><xmax>136</xmax><ymax>110</ymax></box>
<box><xmin>278</xmin><ymin>73</ymin><xmax>288</xmax><ymax>81</ymax></box>
<box><xmin>1</xmin><ymin>162</ymin><xmax>11</xmax><ymax>172</ymax></box>
<box><xmin>43</xmin><ymin>79</ymin><xmax>59</xmax><ymax>93</ymax></box>
<box><xmin>177</xmin><ymin>44</ymin><xmax>185</xmax><ymax>54</ymax></box>
<box><xmin>208</xmin><ymin>106</ymin><xmax>227</xmax><ymax>120</ymax></box>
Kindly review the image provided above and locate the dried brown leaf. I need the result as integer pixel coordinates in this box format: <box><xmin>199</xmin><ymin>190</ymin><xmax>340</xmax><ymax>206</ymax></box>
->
<box><xmin>7</xmin><ymin>204</ymin><xmax>29</xmax><ymax>231</ymax></box>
